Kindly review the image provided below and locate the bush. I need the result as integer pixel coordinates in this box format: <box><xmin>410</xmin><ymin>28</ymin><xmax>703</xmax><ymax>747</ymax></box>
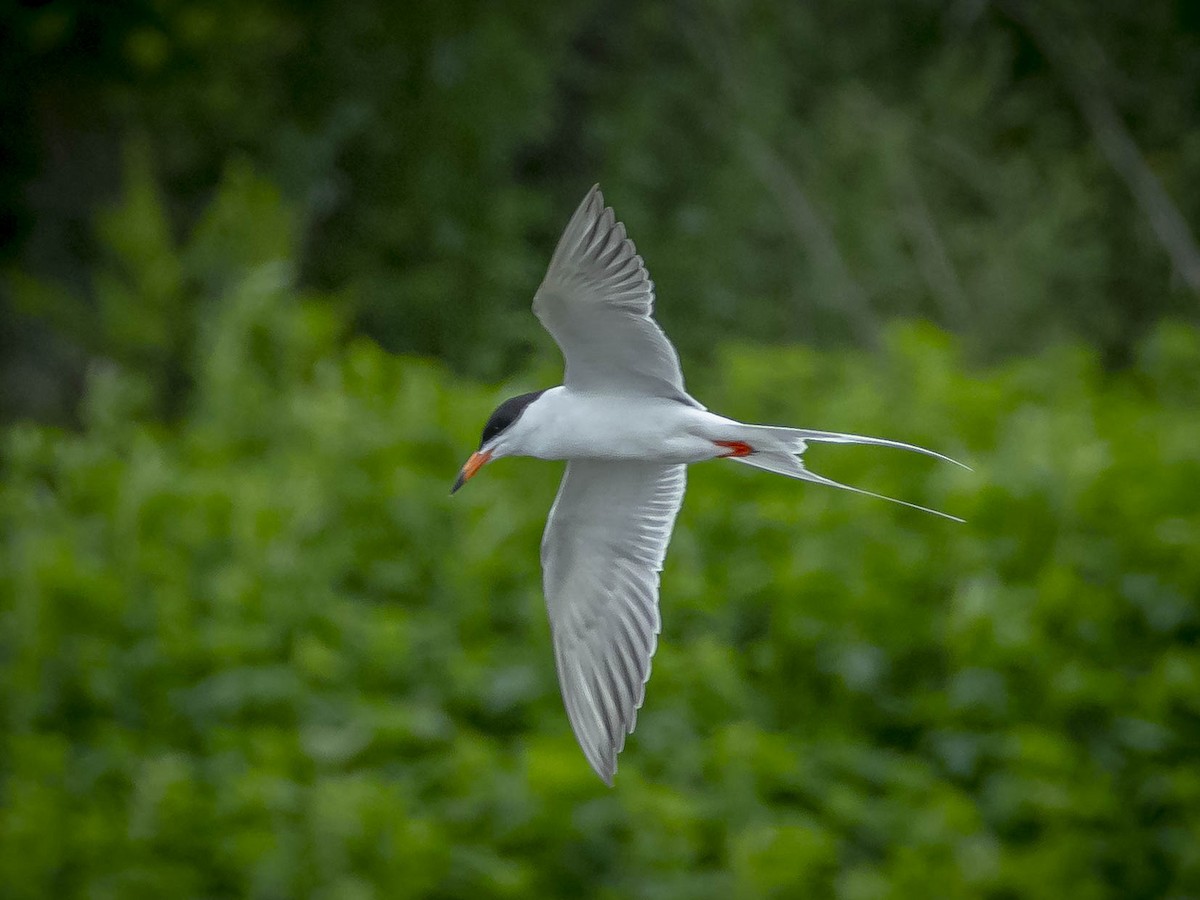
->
<box><xmin>2</xmin><ymin>165</ymin><xmax>1197</xmax><ymax>898</ymax></box>
<box><xmin>3</xmin><ymin>261</ymin><xmax>1199</xmax><ymax>897</ymax></box>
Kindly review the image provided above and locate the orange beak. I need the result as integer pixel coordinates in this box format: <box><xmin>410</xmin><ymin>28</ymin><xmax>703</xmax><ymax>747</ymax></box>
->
<box><xmin>451</xmin><ymin>450</ymin><xmax>492</xmax><ymax>494</ymax></box>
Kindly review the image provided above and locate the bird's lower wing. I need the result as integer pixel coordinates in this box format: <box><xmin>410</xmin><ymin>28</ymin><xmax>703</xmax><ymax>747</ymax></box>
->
<box><xmin>540</xmin><ymin>460</ymin><xmax>687</xmax><ymax>784</ymax></box>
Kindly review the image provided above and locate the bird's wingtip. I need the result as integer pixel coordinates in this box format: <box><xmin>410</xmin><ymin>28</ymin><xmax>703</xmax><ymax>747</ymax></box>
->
<box><xmin>589</xmin><ymin>753</ymin><xmax>616</xmax><ymax>787</ymax></box>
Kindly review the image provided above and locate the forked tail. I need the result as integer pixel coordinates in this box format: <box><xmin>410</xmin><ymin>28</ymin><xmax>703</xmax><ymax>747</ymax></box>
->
<box><xmin>728</xmin><ymin>424</ymin><xmax>969</xmax><ymax>522</ymax></box>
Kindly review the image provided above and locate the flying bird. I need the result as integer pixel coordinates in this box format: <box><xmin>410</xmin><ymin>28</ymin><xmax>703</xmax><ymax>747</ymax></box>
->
<box><xmin>452</xmin><ymin>185</ymin><xmax>965</xmax><ymax>784</ymax></box>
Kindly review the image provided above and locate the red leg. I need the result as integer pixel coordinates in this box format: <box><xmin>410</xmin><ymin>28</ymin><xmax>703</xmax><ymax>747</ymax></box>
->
<box><xmin>714</xmin><ymin>440</ymin><xmax>754</xmax><ymax>458</ymax></box>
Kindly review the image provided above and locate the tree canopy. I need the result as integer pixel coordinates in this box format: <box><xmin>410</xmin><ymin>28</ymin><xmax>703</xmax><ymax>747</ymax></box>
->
<box><xmin>3</xmin><ymin>0</ymin><xmax>1198</xmax><ymax>421</ymax></box>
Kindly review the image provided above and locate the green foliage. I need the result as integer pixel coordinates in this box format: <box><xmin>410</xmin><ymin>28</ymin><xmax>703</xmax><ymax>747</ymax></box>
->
<box><xmin>2</xmin><ymin>166</ymin><xmax>1198</xmax><ymax>896</ymax></box>
<box><xmin>3</xmin><ymin>10</ymin><xmax>1199</xmax><ymax>892</ymax></box>
<box><xmin>7</xmin><ymin>148</ymin><xmax>303</xmax><ymax>421</ymax></box>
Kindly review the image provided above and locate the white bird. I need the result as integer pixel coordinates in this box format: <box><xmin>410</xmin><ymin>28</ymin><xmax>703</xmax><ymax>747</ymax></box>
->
<box><xmin>452</xmin><ymin>185</ymin><xmax>966</xmax><ymax>784</ymax></box>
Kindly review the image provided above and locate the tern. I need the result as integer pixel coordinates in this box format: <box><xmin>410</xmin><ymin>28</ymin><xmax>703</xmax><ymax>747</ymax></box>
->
<box><xmin>452</xmin><ymin>185</ymin><xmax>965</xmax><ymax>784</ymax></box>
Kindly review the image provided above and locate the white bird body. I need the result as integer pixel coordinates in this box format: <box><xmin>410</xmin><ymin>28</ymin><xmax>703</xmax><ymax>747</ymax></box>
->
<box><xmin>501</xmin><ymin>387</ymin><xmax>745</xmax><ymax>464</ymax></box>
<box><xmin>453</xmin><ymin>185</ymin><xmax>966</xmax><ymax>784</ymax></box>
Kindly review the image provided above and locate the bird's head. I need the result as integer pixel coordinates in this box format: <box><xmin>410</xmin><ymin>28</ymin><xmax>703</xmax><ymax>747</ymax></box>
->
<box><xmin>451</xmin><ymin>389</ymin><xmax>548</xmax><ymax>493</ymax></box>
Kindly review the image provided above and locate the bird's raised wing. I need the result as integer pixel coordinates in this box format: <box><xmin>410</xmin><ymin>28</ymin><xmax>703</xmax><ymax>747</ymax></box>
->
<box><xmin>534</xmin><ymin>185</ymin><xmax>690</xmax><ymax>400</ymax></box>
<box><xmin>540</xmin><ymin>460</ymin><xmax>687</xmax><ymax>784</ymax></box>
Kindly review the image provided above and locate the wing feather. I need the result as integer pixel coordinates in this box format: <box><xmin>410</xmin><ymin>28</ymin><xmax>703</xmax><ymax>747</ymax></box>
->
<box><xmin>534</xmin><ymin>186</ymin><xmax>697</xmax><ymax>403</ymax></box>
<box><xmin>540</xmin><ymin>461</ymin><xmax>686</xmax><ymax>784</ymax></box>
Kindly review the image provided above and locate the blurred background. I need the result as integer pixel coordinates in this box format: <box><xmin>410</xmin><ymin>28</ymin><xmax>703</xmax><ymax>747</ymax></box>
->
<box><xmin>1</xmin><ymin>0</ymin><xmax>1198</xmax><ymax>897</ymax></box>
